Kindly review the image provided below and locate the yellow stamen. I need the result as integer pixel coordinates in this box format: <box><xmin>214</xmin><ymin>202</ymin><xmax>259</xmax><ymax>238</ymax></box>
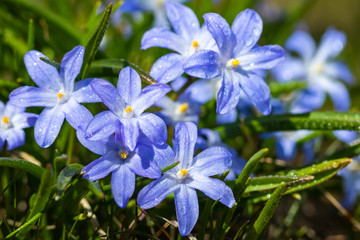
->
<box><xmin>231</xmin><ymin>59</ymin><xmax>240</xmax><ymax>67</ymax></box>
<box><xmin>119</xmin><ymin>152</ymin><xmax>127</xmax><ymax>159</ymax></box>
<box><xmin>315</xmin><ymin>63</ymin><xmax>324</xmax><ymax>73</ymax></box>
<box><xmin>179</xmin><ymin>103</ymin><xmax>189</xmax><ymax>113</ymax></box>
<box><xmin>2</xmin><ymin>116</ymin><xmax>9</xmax><ymax>124</ymax></box>
<box><xmin>57</xmin><ymin>93</ymin><xmax>64</xmax><ymax>99</ymax></box>
<box><xmin>180</xmin><ymin>169</ymin><xmax>188</xmax><ymax>177</ymax></box>
<box><xmin>125</xmin><ymin>106</ymin><xmax>133</xmax><ymax>112</ymax></box>
<box><xmin>192</xmin><ymin>41</ymin><xmax>199</xmax><ymax>49</ymax></box>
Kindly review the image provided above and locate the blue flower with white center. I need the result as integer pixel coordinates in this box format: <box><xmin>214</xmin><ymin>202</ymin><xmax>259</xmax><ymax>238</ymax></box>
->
<box><xmin>183</xmin><ymin>9</ymin><xmax>285</xmax><ymax>115</ymax></box>
<box><xmin>85</xmin><ymin>66</ymin><xmax>171</xmax><ymax>151</ymax></box>
<box><xmin>122</xmin><ymin>0</ymin><xmax>189</xmax><ymax>28</ymax></box>
<box><xmin>137</xmin><ymin>122</ymin><xmax>235</xmax><ymax>236</ymax></box>
<box><xmin>9</xmin><ymin>46</ymin><xmax>101</xmax><ymax>148</ymax></box>
<box><xmin>0</xmin><ymin>101</ymin><xmax>38</xmax><ymax>150</ymax></box>
<box><xmin>78</xmin><ymin>115</ymin><xmax>172</xmax><ymax>208</ymax></box>
<box><xmin>141</xmin><ymin>2</ymin><xmax>218</xmax><ymax>83</ymax></box>
<box><xmin>272</xmin><ymin>28</ymin><xmax>353</xmax><ymax>112</ymax></box>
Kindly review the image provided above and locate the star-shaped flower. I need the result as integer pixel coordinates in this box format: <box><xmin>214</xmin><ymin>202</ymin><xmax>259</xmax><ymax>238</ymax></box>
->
<box><xmin>137</xmin><ymin>122</ymin><xmax>235</xmax><ymax>236</ymax></box>
<box><xmin>9</xmin><ymin>46</ymin><xmax>101</xmax><ymax>148</ymax></box>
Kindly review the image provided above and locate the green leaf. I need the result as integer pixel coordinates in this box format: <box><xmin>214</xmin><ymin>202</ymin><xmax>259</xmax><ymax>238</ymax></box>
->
<box><xmin>323</xmin><ymin>138</ymin><xmax>360</xmax><ymax>160</ymax></box>
<box><xmin>40</xmin><ymin>57</ymin><xmax>61</xmax><ymax>71</ymax></box>
<box><xmin>0</xmin><ymin>157</ymin><xmax>44</xmax><ymax>179</ymax></box>
<box><xmin>5</xmin><ymin>213</ymin><xmax>42</xmax><ymax>239</ymax></box>
<box><xmin>90</xmin><ymin>59</ymin><xmax>157</xmax><ymax>85</ymax></box>
<box><xmin>269</xmin><ymin>81</ymin><xmax>307</xmax><ymax>98</ymax></box>
<box><xmin>27</xmin><ymin>18</ymin><xmax>34</xmax><ymax>50</ymax></box>
<box><xmin>79</xmin><ymin>3</ymin><xmax>112</xmax><ymax>79</ymax></box>
<box><xmin>245</xmin><ymin>112</ymin><xmax>360</xmax><ymax>133</ymax></box>
<box><xmin>244</xmin><ymin>182</ymin><xmax>287</xmax><ymax>240</ymax></box>
<box><xmin>56</xmin><ymin>163</ymin><xmax>83</xmax><ymax>197</ymax></box>
<box><xmin>233</xmin><ymin>148</ymin><xmax>269</xmax><ymax>201</ymax></box>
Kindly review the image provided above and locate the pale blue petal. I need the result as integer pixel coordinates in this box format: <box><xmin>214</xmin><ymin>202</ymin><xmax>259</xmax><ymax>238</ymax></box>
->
<box><xmin>34</xmin><ymin>106</ymin><xmax>65</xmax><ymax>148</ymax></box>
<box><xmin>6</xmin><ymin>129</ymin><xmax>25</xmax><ymax>150</ymax></box>
<box><xmin>141</xmin><ymin>28</ymin><xmax>187</xmax><ymax>53</ymax></box>
<box><xmin>137</xmin><ymin>175</ymin><xmax>179</xmax><ymax>209</ymax></box>
<box><xmin>126</xmin><ymin>151</ymin><xmax>161</xmax><ymax>179</ymax></box>
<box><xmin>183</xmin><ymin>50</ymin><xmax>222</xmax><ymax>79</ymax></box>
<box><xmin>271</xmin><ymin>58</ymin><xmax>306</xmax><ymax>82</ymax></box>
<box><xmin>111</xmin><ymin>165</ymin><xmax>135</xmax><ymax>208</ymax></box>
<box><xmin>203</xmin><ymin>13</ymin><xmax>236</xmax><ymax>58</ymax></box>
<box><xmin>237</xmin><ymin>45</ymin><xmax>285</xmax><ymax>71</ymax></box>
<box><xmin>324</xmin><ymin>62</ymin><xmax>354</xmax><ymax>84</ymax></box>
<box><xmin>138</xmin><ymin>113</ymin><xmax>167</xmax><ymax>146</ymax></box>
<box><xmin>216</xmin><ymin>109</ymin><xmax>238</xmax><ymax>124</ymax></box>
<box><xmin>117</xmin><ymin>66</ymin><xmax>141</xmax><ymax>104</ymax></box>
<box><xmin>117</xmin><ymin>119</ymin><xmax>139</xmax><ymax>151</ymax></box>
<box><xmin>152</xmin><ymin>143</ymin><xmax>176</xmax><ymax>170</ymax></box>
<box><xmin>187</xmin><ymin>174</ymin><xmax>235</xmax><ymax>208</ymax></box>
<box><xmin>317</xmin><ymin>77</ymin><xmax>350</xmax><ymax>111</ymax></box>
<box><xmin>24</xmin><ymin>50</ymin><xmax>62</xmax><ymax>90</ymax></box>
<box><xmin>174</xmin><ymin>122</ymin><xmax>197</xmax><ymax>169</ymax></box>
<box><xmin>9</xmin><ymin>86</ymin><xmax>57</xmax><ymax>107</ymax></box>
<box><xmin>62</xmin><ymin>98</ymin><xmax>93</xmax><ymax>129</ymax></box>
<box><xmin>216</xmin><ymin>70</ymin><xmax>241</xmax><ymax>115</ymax></box>
<box><xmin>333</xmin><ymin>130</ymin><xmax>357</xmax><ymax>144</ymax></box>
<box><xmin>132</xmin><ymin>83</ymin><xmax>171</xmax><ymax>114</ymax></box>
<box><xmin>315</xmin><ymin>28</ymin><xmax>346</xmax><ymax>62</ymax></box>
<box><xmin>11</xmin><ymin>113</ymin><xmax>38</xmax><ymax>129</ymax></box>
<box><xmin>276</xmin><ymin>136</ymin><xmax>297</xmax><ymax>160</ymax></box>
<box><xmin>82</xmin><ymin>151</ymin><xmax>120</xmax><ymax>181</ymax></box>
<box><xmin>150</xmin><ymin>53</ymin><xmax>185</xmax><ymax>83</ymax></box>
<box><xmin>291</xmin><ymin>86</ymin><xmax>325</xmax><ymax>113</ymax></box>
<box><xmin>237</xmin><ymin>71</ymin><xmax>272</xmax><ymax>115</ymax></box>
<box><xmin>76</xmin><ymin>127</ymin><xmax>109</xmax><ymax>155</ymax></box>
<box><xmin>191</xmin><ymin>146</ymin><xmax>232</xmax><ymax>176</ymax></box>
<box><xmin>90</xmin><ymin>78</ymin><xmax>125</xmax><ymax>114</ymax></box>
<box><xmin>72</xmin><ymin>78</ymin><xmax>102</xmax><ymax>103</ymax></box>
<box><xmin>174</xmin><ymin>184</ymin><xmax>198</xmax><ymax>236</ymax></box>
<box><xmin>85</xmin><ymin>110</ymin><xmax>118</xmax><ymax>141</ymax></box>
<box><xmin>285</xmin><ymin>31</ymin><xmax>316</xmax><ymax>62</ymax></box>
<box><xmin>232</xmin><ymin>9</ymin><xmax>263</xmax><ymax>55</ymax></box>
<box><xmin>165</xmin><ymin>2</ymin><xmax>200</xmax><ymax>42</ymax></box>
<box><xmin>60</xmin><ymin>46</ymin><xmax>84</xmax><ymax>92</ymax></box>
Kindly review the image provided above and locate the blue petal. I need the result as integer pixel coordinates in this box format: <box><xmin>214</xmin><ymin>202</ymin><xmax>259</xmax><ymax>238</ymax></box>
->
<box><xmin>317</xmin><ymin>77</ymin><xmax>350</xmax><ymax>111</ymax></box>
<box><xmin>137</xmin><ymin>175</ymin><xmax>179</xmax><ymax>209</ymax></box>
<box><xmin>34</xmin><ymin>106</ymin><xmax>65</xmax><ymax>148</ymax></box>
<box><xmin>184</xmin><ymin>79</ymin><xmax>214</xmax><ymax>104</ymax></box>
<box><xmin>203</xmin><ymin>13</ymin><xmax>236</xmax><ymax>58</ymax></box>
<box><xmin>6</xmin><ymin>129</ymin><xmax>25</xmax><ymax>150</ymax></box>
<box><xmin>9</xmin><ymin>86</ymin><xmax>57</xmax><ymax>107</ymax></box>
<box><xmin>24</xmin><ymin>50</ymin><xmax>62</xmax><ymax>90</ymax></box>
<box><xmin>174</xmin><ymin>184</ymin><xmax>198</xmax><ymax>236</ymax></box>
<box><xmin>285</xmin><ymin>31</ymin><xmax>316</xmax><ymax>62</ymax></box>
<box><xmin>165</xmin><ymin>2</ymin><xmax>200</xmax><ymax>42</ymax></box>
<box><xmin>141</xmin><ymin>27</ymin><xmax>187</xmax><ymax>53</ymax></box>
<box><xmin>82</xmin><ymin>151</ymin><xmax>120</xmax><ymax>181</ymax></box>
<box><xmin>72</xmin><ymin>78</ymin><xmax>102</xmax><ymax>103</ymax></box>
<box><xmin>152</xmin><ymin>143</ymin><xmax>176</xmax><ymax>170</ymax></box>
<box><xmin>62</xmin><ymin>98</ymin><xmax>93</xmax><ymax>129</ymax></box>
<box><xmin>150</xmin><ymin>53</ymin><xmax>185</xmax><ymax>83</ymax></box>
<box><xmin>11</xmin><ymin>112</ymin><xmax>38</xmax><ymax>129</ymax></box>
<box><xmin>276</xmin><ymin>135</ymin><xmax>297</xmax><ymax>160</ymax></box>
<box><xmin>187</xmin><ymin>174</ymin><xmax>235</xmax><ymax>208</ymax></box>
<box><xmin>237</xmin><ymin>71</ymin><xmax>272</xmax><ymax>115</ymax></box>
<box><xmin>132</xmin><ymin>83</ymin><xmax>171</xmax><ymax>114</ymax></box>
<box><xmin>290</xmin><ymin>86</ymin><xmax>325</xmax><ymax>113</ymax></box>
<box><xmin>216</xmin><ymin>70</ymin><xmax>241</xmax><ymax>115</ymax></box>
<box><xmin>76</xmin><ymin>126</ymin><xmax>109</xmax><ymax>155</ymax></box>
<box><xmin>315</xmin><ymin>28</ymin><xmax>346</xmax><ymax>62</ymax></box>
<box><xmin>191</xmin><ymin>146</ymin><xmax>232</xmax><ymax>176</ymax></box>
<box><xmin>126</xmin><ymin>151</ymin><xmax>161</xmax><ymax>179</ymax></box>
<box><xmin>174</xmin><ymin>122</ymin><xmax>197</xmax><ymax>169</ymax></box>
<box><xmin>117</xmin><ymin>67</ymin><xmax>141</xmax><ymax>104</ymax></box>
<box><xmin>324</xmin><ymin>62</ymin><xmax>354</xmax><ymax>84</ymax></box>
<box><xmin>117</xmin><ymin>119</ymin><xmax>140</xmax><ymax>151</ymax></box>
<box><xmin>90</xmin><ymin>78</ymin><xmax>126</xmax><ymax>114</ymax></box>
<box><xmin>237</xmin><ymin>45</ymin><xmax>285</xmax><ymax>70</ymax></box>
<box><xmin>183</xmin><ymin>50</ymin><xmax>222</xmax><ymax>79</ymax></box>
<box><xmin>138</xmin><ymin>113</ymin><xmax>167</xmax><ymax>146</ymax></box>
<box><xmin>271</xmin><ymin>58</ymin><xmax>306</xmax><ymax>82</ymax></box>
<box><xmin>85</xmin><ymin>110</ymin><xmax>118</xmax><ymax>141</ymax></box>
<box><xmin>216</xmin><ymin>109</ymin><xmax>238</xmax><ymax>124</ymax></box>
<box><xmin>333</xmin><ymin>130</ymin><xmax>357</xmax><ymax>143</ymax></box>
<box><xmin>111</xmin><ymin>165</ymin><xmax>135</xmax><ymax>208</ymax></box>
<box><xmin>232</xmin><ymin>9</ymin><xmax>263</xmax><ymax>55</ymax></box>
<box><xmin>60</xmin><ymin>46</ymin><xmax>84</xmax><ymax>92</ymax></box>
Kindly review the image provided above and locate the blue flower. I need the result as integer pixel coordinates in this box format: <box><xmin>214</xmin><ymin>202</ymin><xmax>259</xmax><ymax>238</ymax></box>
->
<box><xmin>183</xmin><ymin>9</ymin><xmax>285</xmax><ymax>115</ymax></box>
<box><xmin>0</xmin><ymin>101</ymin><xmax>38</xmax><ymax>150</ymax></box>
<box><xmin>9</xmin><ymin>46</ymin><xmax>101</xmax><ymax>148</ymax></box>
<box><xmin>78</xmin><ymin>114</ymin><xmax>172</xmax><ymax>208</ymax></box>
<box><xmin>338</xmin><ymin>157</ymin><xmax>360</xmax><ymax>209</ymax></box>
<box><xmin>137</xmin><ymin>122</ymin><xmax>235</xmax><ymax>236</ymax></box>
<box><xmin>141</xmin><ymin>2</ymin><xmax>218</xmax><ymax>83</ymax></box>
<box><xmin>85</xmin><ymin>66</ymin><xmax>171</xmax><ymax>151</ymax></box>
<box><xmin>272</xmin><ymin>28</ymin><xmax>353</xmax><ymax>112</ymax></box>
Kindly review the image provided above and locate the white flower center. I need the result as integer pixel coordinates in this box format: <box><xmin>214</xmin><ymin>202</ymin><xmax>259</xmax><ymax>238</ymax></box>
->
<box><xmin>1</xmin><ymin>116</ymin><xmax>11</xmax><ymax>129</ymax></box>
<box><xmin>57</xmin><ymin>91</ymin><xmax>68</xmax><ymax>103</ymax></box>
<box><xmin>122</xmin><ymin>106</ymin><xmax>134</xmax><ymax>119</ymax></box>
<box><xmin>226</xmin><ymin>58</ymin><xmax>240</xmax><ymax>69</ymax></box>
<box><xmin>176</xmin><ymin>103</ymin><xmax>189</xmax><ymax>116</ymax></box>
<box><xmin>176</xmin><ymin>169</ymin><xmax>188</xmax><ymax>181</ymax></box>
